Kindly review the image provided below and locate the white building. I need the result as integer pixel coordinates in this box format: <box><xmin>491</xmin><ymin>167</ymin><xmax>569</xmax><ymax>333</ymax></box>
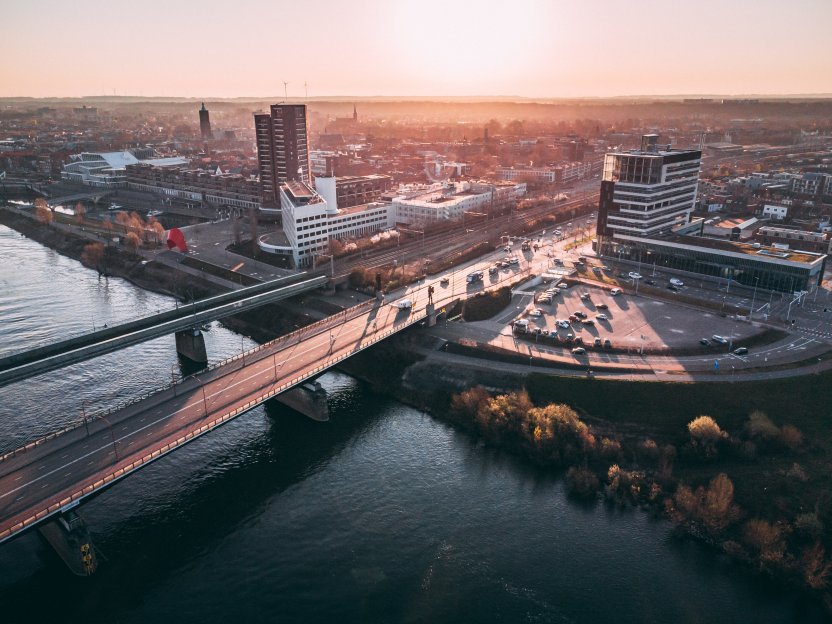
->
<box><xmin>262</xmin><ymin>181</ymin><xmax>394</xmax><ymax>267</ymax></box>
<box><xmin>61</xmin><ymin>151</ymin><xmax>187</xmax><ymax>188</ymax></box>
<box><xmin>498</xmin><ymin>162</ymin><xmax>592</xmax><ymax>184</ymax></box>
<box><xmin>762</xmin><ymin>203</ymin><xmax>789</xmax><ymax>220</ymax></box>
<box><xmin>391</xmin><ymin>180</ymin><xmax>525</xmax><ymax>226</ymax></box>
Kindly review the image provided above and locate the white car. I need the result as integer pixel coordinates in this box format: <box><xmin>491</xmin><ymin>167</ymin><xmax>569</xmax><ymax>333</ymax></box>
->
<box><xmin>628</xmin><ymin>272</ymin><xmax>642</xmax><ymax>280</ymax></box>
<box><xmin>712</xmin><ymin>334</ymin><xmax>729</xmax><ymax>344</ymax></box>
<box><xmin>529</xmin><ymin>308</ymin><xmax>544</xmax><ymax>317</ymax></box>
<box><xmin>670</xmin><ymin>278</ymin><xmax>684</xmax><ymax>287</ymax></box>
<box><xmin>610</xmin><ymin>288</ymin><xmax>622</xmax><ymax>296</ymax></box>
<box><xmin>557</xmin><ymin>319</ymin><xmax>571</xmax><ymax>328</ymax></box>
<box><xmin>596</xmin><ymin>314</ymin><xmax>608</xmax><ymax>321</ymax></box>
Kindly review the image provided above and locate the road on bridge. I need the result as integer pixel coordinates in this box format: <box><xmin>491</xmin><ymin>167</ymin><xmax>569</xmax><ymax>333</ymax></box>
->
<box><xmin>0</xmin><ymin>263</ymin><xmax>505</xmax><ymax>543</ymax></box>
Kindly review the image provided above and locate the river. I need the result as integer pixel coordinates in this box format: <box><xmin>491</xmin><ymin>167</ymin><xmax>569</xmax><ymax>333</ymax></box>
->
<box><xmin>0</xmin><ymin>224</ymin><xmax>824</xmax><ymax>623</ymax></box>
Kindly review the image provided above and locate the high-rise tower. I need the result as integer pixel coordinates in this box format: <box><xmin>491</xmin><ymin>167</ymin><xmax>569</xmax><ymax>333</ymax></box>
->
<box><xmin>199</xmin><ymin>103</ymin><xmax>212</xmax><ymax>140</ymax></box>
<box><xmin>254</xmin><ymin>104</ymin><xmax>311</xmax><ymax>205</ymax></box>
<box><xmin>596</xmin><ymin>134</ymin><xmax>701</xmax><ymax>243</ymax></box>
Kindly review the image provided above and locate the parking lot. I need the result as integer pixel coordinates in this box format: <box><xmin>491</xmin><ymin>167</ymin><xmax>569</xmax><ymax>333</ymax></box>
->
<box><xmin>510</xmin><ymin>279</ymin><xmax>762</xmax><ymax>353</ymax></box>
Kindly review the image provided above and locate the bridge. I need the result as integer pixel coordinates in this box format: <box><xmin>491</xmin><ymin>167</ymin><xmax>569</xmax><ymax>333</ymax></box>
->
<box><xmin>0</xmin><ymin>282</ymin><xmax>447</xmax><ymax>550</ymax></box>
<box><xmin>0</xmin><ymin>274</ymin><xmax>329</xmax><ymax>387</ymax></box>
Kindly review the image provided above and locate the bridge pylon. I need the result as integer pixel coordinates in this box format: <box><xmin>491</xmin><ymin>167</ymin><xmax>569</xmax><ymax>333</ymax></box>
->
<box><xmin>175</xmin><ymin>327</ymin><xmax>208</xmax><ymax>364</ymax></box>
<box><xmin>38</xmin><ymin>509</ymin><xmax>98</xmax><ymax>576</ymax></box>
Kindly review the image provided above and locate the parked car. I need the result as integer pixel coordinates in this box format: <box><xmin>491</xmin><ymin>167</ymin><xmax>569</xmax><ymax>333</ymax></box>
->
<box><xmin>596</xmin><ymin>303</ymin><xmax>609</xmax><ymax>309</ymax></box>
<box><xmin>581</xmin><ymin>318</ymin><xmax>595</xmax><ymax>326</ymax></box>
<box><xmin>617</xmin><ymin>272</ymin><xmax>629</xmax><ymax>279</ymax></box>
<box><xmin>712</xmin><ymin>335</ymin><xmax>728</xmax><ymax>344</ymax></box>
<box><xmin>594</xmin><ymin>337</ymin><xmax>602</xmax><ymax>347</ymax></box>
<box><xmin>610</xmin><ymin>288</ymin><xmax>622</xmax><ymax>296</ymax></box>
<box><xmin>488</xmin><ymin>266</ymin><xmax>498</xmax><ymax>275</ymax></box>
<box><xmin>670</xmin><ymin>278</ymin><xmax>684</xmax><ymax>287</ymax></box>
<box><xmin>580</xmin><ymin>292</ymin><xmax>591</xmax><ymax>300</ymax></box>
<box><xmin>700</xmin><ymin>338</ymin><xmax>710</xmax><ymax>346</ymax></box>
<box><xmin>529</xmin><ymin>308</ymin><xmax>543</xmax><ymax>317</ymax></box>
<box><xmin>595</xmin><ymin>314</ymin><xmax>608</xmax><ymax>321</ymax></box>
<box><xmin>509</xmin><ymin>257</ymin><xmax>519</xmax><ymax>265</ymax></box>
<box><xmin>604</xmin><ymin>338</ymin><xmax>612</xmax><ymax>349</ymax></box>
<box><xmin>569</xmin><ymin>314</ymin><xmax>578</xmax><ymax>322</ymax></box>
<box><xmin>734</xmin><ymin>347</ymin><xmax>749</xmax><ymax>355</ymax></box>
<box><xmin>628</xmin><ymin>271</ymin><xmax>642</xmax><ymax>280</ymax></box>
<box><xmin>592</xmin><ymin>266</ymin><xmax>602</xmax><ymax>274</ymax></box>
<box><xmin>571</xmin><ymin>347</ymin><xmax>586</xmax><ymax>355</ymax></box>
<box><xmin>557</xmin><ymin>282</ymin><xmax>569</xmax><ymax>289</ymax></box>
<box><xmin>574</xmin><ymin>311</ymin><xmax>587</xmax><ymax>319</ymax></box>
<box><xmin>557</xmin><ymin>319</ymin><xmax>571</xmax><ymax>328</ymax></box>
<box><xmin>513</xmin><ymin>319</ymin><xmax>529</xmax><ymax>333</ymax></box>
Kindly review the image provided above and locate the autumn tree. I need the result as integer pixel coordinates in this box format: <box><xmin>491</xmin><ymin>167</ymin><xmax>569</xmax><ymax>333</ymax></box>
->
<box><xmin>74</xmin><ymin>202</ymin><xmax>86</xmax><ymax>224</ymax></box>
<box><xmin>34</xmin><ymin>198</ymin><xmax>53</xmax><ymax>225</ymax></box>
<box><xmin>124</xmin><ymin>231</ymin><xmax>141</xmax><ymax>254</ymax></box>
<box><xmin>80</xmin><ymin>242</ymin><xmax>105</xmax><ymax>275</ymax></box>
<box><xmin>687</xmin><ymin>415</ymin><xmax>727</xmax><ymax>457</ymax></box>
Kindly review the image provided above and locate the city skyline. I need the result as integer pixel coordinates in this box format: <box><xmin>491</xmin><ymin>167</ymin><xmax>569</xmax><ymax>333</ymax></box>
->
<box><xmin>3</xmin><ymin>0</ymin><xmax>832</xmax><ymax>99</ymax></box>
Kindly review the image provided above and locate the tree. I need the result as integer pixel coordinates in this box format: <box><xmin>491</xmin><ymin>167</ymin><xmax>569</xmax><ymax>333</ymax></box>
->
<box><xmin>687</xmin><ymin>415</ymin><xmax>726</xmax><ymax>457</ymax></box>
<box><xmin>34</xmin><ymin>198</ymin><xmax>53</xmax><ymax>225</ymax></box>
<box><xmin>124</xmin><ymin>231</ymin><xmax>141</xmax><ymax>254</ymax></box>
<box><xmin>74</xmin><ymin>202</ymin><xmax>86</xmax><ymax>224</ymax></box>
<box><xmin>148</xmin><ymin>220</ymin><xmax>165</xmax><ymax>245</ymax></box>
<box><xmin>80</xmin><ymin>242</ymin><xmax>105</xmax><ymax>275</ymax></box>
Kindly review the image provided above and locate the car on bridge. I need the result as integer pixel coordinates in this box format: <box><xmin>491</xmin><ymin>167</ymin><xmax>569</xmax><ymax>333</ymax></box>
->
<box><xmin>712</xmin><ymin>334</ymin><xmax>728</xmax><ymax>344</ymax></box>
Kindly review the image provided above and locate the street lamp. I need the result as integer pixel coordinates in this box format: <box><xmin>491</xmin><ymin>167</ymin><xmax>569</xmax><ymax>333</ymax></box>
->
<box><xmin>749</xmin><ymin>277</ymin><xmax>759</xmax><ymax>318</ymax></box>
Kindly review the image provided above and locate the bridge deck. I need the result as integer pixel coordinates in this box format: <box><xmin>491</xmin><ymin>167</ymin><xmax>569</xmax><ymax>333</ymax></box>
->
<box><xmin>0</xmin><ymin>290</ymin><xmax>436</xmax><ymax>544</ymax></box>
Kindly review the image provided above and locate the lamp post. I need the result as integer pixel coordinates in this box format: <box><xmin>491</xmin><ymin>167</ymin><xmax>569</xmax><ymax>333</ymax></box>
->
<box><xmin>749</xmin><ymin>277</ymin><xmax>759</xmax><ymax>318</ymax></box>
<box><xmin>81</xmin><ymin>401</ymin><xmax>89</xmax><ymax>436</ymax></box>
<box><xmin>101</xmin><ymin>415</ymin><xmax>119</xmax><ymax>462</ymax></box>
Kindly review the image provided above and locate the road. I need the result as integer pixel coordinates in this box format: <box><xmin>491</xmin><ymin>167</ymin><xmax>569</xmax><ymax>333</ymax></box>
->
<box><xmin>0</xmin><ymin>259</ymin><xmax>522</xmax><ymax>543</ymax></box>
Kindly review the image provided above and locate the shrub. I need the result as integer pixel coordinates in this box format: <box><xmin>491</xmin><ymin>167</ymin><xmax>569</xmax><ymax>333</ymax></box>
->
<box><xmin>451</xmin><ymin>386</ymin><xmax>491</xmax><ymax>418</ymax></box>
<box><xmin>565</xmin><ymin>466</ymin><xmax>600</xmax><ymax>499</ymax></box>
<box><xmin>670</xmin><ymin>473</ymin><xmax>741</xmax><ymax>537</ymax></box>
<box><xmin>794</xmin><ymin>512</ymin><xmax>824</xmax><ymax>540</ymax></box>
<box><xmin>742</xmin><ymin>518</ymin><xmax>787</xmax><ymax>563</ymax></box>
<box><xmin>786</xmin><ymin>462</ymin><xmax>808</xmax><ymax>482</ymax></box>
<box><xmin>745</xmin><ymin>411</ymin><xmax>781</xmax><ymax>441</ymax></box>
<box><xmin>687</xmin><ymin>415</ymin><xmax>726</xmax><ymax>457</ymax></box>
<box><xmin>637</xmin><ymin>438</ymin><xmax>659</xmax><ymax>463</ymax></box>
<box><xmin>598</xmin><ymin>437</ymin><xmax>623</xmax><ymax>461</ymax></box>
<box><xmin>780</xmin><ymin>424</ymin><xmax>804</xmax><ymax>451</ymax></box>
<box><xmin>800</xmin><ymin>542</ymin><xmax>832</xmax><ymax>589</ymax></box>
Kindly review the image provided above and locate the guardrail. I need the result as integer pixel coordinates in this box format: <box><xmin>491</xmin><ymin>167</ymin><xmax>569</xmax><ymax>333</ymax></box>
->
<box><xmin>0</xmin><ymin>296</ymin><xmax>380</xmax><ymax>461</ymax></box>
<box><xmin>0</xmin><ymin>304</ymin><xmax>428</xmax><ymax>544</ymax></box>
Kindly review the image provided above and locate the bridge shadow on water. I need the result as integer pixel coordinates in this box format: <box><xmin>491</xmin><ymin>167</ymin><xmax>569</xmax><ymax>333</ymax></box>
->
<box><xmin>0</xmin><ymin>378</ymin><xmax>387</xmax><ymax>623</ymax></box>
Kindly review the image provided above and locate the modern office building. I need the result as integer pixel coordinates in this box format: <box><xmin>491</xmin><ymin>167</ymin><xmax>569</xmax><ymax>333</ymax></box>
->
<box><xmin>594</xmin><ymin>135</ymin><xmax>826</xmax><ymax>292</ymax></box>
<box><xmin>199</xmin><ymin>103</ymin><xmax>212</xmax><ymax>140</ymax></box>
<box><xmin>61</xmin><ymin>151</ymin><xmax>187</xmax><ymax>188</ymax></box>
<box><xmin>255</xmin><ymin>104</ymin><xmax>311</xmax><ymax>205</ymax></box>
<box><xmin>596</xmin><ymin>134</ymin><xmax>701</xmax><ymax>241</ymax></box>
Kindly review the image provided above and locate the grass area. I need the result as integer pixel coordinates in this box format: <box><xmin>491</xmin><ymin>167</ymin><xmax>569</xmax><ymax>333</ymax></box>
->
<box><xmin>462</xmin><ymin>286</ymin><xmax>512</xmax><ymax>321</ymax></box>
<box><xmin>526</xmin><ymin>371</ymin><xmax>831</xmax><ymax>438</ymax></box>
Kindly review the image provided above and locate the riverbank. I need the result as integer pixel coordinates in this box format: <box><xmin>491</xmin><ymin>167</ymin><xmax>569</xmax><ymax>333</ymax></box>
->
<box><xmin>338</xmin><ymin>335</ymin><xmax>832</xmax><ymax>615</ymax></box>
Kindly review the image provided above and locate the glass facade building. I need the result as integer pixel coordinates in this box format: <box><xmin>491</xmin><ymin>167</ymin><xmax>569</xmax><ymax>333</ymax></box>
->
<box><xmin>598</xmin><ymin>234</ymin><xmax>826</xmax><ymax>293</ymax></box>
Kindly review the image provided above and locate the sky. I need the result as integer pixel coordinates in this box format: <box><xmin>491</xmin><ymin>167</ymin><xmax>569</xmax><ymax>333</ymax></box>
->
<box><xmin>2</xmin><ymin>0</ymin><xmax>831</xmax><ymax>99</ymax></box>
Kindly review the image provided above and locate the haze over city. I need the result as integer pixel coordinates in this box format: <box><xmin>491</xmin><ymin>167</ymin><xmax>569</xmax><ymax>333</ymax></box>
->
<box><xmin>4</xmin><ymin>1</ymin><xmax>832</xmax><ymax>622</ymax></box>
<box><xmin>3</xmin><ymin>0</ymin><xmax>832</xmax><ymax>99</ymax></box>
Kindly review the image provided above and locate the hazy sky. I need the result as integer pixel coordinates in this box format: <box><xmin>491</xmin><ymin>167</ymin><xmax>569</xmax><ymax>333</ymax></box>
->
<box><xmin>3</xmin><ymin>0</ymin><xmax>831</xmax><ymax>98</ymax></box>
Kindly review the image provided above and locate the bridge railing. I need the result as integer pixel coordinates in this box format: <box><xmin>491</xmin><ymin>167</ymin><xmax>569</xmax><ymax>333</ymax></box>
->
<box><xmin>0</xmin><ymin>297</ymin><xmax>381</xmax><ymax>461</ymax></box>
<box><xmin>0</xmin><ymin>304</ymin><xmax>430</xmax><ymax>544</ymax></box>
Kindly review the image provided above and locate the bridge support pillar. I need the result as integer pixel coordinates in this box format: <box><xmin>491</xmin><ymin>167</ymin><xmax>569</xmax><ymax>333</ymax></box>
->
<box><xmin>426</xmin><ymin>303</ymin><xmax>437</xmax><ymax>327</ymax></box>
<box><xmin>38</xmin><ymin>509</ymin><xmax>98</xmax><ymax>576</ymax></box>
<box><xmin>175</xmin><ymin>328</ymin><xmax>208</xmax><ymax>364</ymax></box>
<box><xmin>270</xmin><ymin>381</ymin><xmax>329</xmax><ymax>422</ymax></box>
